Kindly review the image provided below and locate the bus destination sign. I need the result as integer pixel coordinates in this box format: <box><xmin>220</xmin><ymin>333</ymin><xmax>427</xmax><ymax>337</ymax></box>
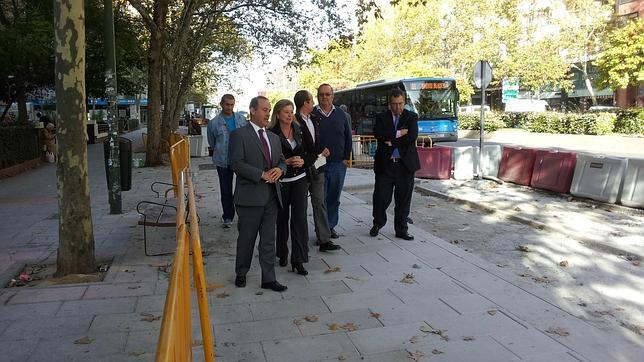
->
<box><xmin>408</xmin><ymin>81</ymin><xmax>450</xmax><ymax>90</ymax></box>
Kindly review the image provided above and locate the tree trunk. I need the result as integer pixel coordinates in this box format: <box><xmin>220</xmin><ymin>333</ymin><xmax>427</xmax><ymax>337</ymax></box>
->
<box><xmin>16</xmin><ymin>85</ymin><xmax>28</xmax><ymax>124</ymax></box>
<box><xmin>582</xmin><ymin>61</ymin><xmax>597</xmax><ymax>106</ymax></box>
<box><xmin>53</xmin><ymin>0</ymin><xmax>96</xmax><ymax>276</ymax></box>
<box><xmin>145</xmin><ymin>0</ymin><xmax>168</xmax><ymax>166</ymax></box>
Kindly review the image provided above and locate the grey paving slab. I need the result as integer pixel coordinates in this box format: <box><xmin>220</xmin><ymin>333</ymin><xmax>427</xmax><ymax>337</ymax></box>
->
<box><xmin>83</xmin><ymin>282</ymin><xmax>155</xmax><ymax>300</ymax></box>
<box><xmin>210</xmin><ymin>303</ymin><xmax>254</xmax><ymax>325</ymax></box>
<box><xmin>409</xmin><ymin>336</ymin><xmax>521</xmax><ymax>362</ymax></box>
<box><xmin>293</xmin><ymin>308</ymin><xmax>382</xmax><ymax>336</ymax></box>
<box><xmin>342</xmin><ymin>243</ymin><xmax>403</xmax><ymax>256</ymax></box>
<box><xmin>319</xmin><ymin>253</ymin><xmax>388</xmax><ymax>267</ymax></box>
<box><xmin>0</xmin><ymin>301</ymin><xmax>61</xmax><ymax>321</ymax></box>
<box><xmin>262</xmin><ymin>332</ymin><xmax>360</xmax><ymax>362</ymax></box>
<box><xmin>370</xmin><ymin>298</ymin><xmax>461</xmax><ymax>327</ymax></box>
<box><xmin>280</xmin><ymin>280</ymin><xmax>352</xmax><ymax>300</ymax></box>
<box><xmin>437</xmin><ymin>293</ymin><xmax>501</xmax><ymax>314</ymax></box>
<box><xmin>489</xmin><ymin>327</ymin><xmax>572</xmax><ymax>358</ymax></box>
<box><xmin>112</xmin><ymin>266</ymin><xmax>160</xmax><ymax>283</ymax></box>
<box><xmin>249</xmin><ymin>296</ymin><xmax>329</xmax><ymax>321</ymax></box>
<box><xmin>306</xmin><ymin>265</ymin><xmax>373</xmax><ymax>283</ymax></box>
<box><xmin>322</xmin><ymin>289</ymin><xmax>405</xmax><ymax>313</ymax></box>
<box><xmin>213</xmin><ymin>341</ymin><xmax>266</xmax><ymax>362</ymax></box>
<box><xmin>208</xmin><ymin>285</ymin><xmax>284</xmax><ymax>307</ymax></box>
<box><xmin>1</xmin><ymin>315</ymin><xmax>94</xmax><ymax>340</ymax></box>
<box><xmin>89</xmin><ymin>312</ymin><xmax>163</xmax><ymax>333</ymax></box>
<box><xmin>8</xmin><ymin>286</ymin><xmax>87</xmax><ymax>304</ymax></box>
<box><xmin>125</xmin><ymin>330</ymin><xmax>158</xmax><ymax>355</ymax></box>
<box><xmin>346</xmin><ymin>321</ymin><xmax>434</xmax><ymax>355</ymax></box>
<box><xmin>0</xmin><ymin>338</ymin><xmax>39</xmax><ymax>362</ymax></box>
<box><xmin>213</xmin><ymin>317</ymin><xmax>302</xmax><ymax>344</ymax></box>
<box><xmin>57</xmin><ymin>297</ymin><xmax>137</xmax><ymax>317</ymax></box>
<box><xmin>27</xmin><ymin>332</ymin><xmax>128</xmax><ymax>362</ymax></box>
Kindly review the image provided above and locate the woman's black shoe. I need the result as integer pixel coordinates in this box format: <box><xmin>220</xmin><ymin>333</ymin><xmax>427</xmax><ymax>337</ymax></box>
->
<box><xmin>292</xmin><ymin>263</ymin><xmax>308</xmax><ymax>276</ymax></box>
<box><xmin>279</xmin><ymin>256</ymin><xmax>288</xmax><ymax>267</ymax></box>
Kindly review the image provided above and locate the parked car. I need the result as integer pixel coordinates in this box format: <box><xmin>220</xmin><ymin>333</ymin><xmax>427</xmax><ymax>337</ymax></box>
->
<box><xmin>588</xmin><ymin>105</ymin><xmax>620</xmax><ymax>112</ymax></box>
<box><xmin>504</xmin><ymin>99</ymin><xmax>548</xmax><ymax>112</ymax></box>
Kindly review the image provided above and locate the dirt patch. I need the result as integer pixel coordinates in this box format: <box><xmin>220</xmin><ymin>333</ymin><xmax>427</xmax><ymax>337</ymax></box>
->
<box><xmin>5</xmin><ymin>260</ymin><xmax>112</xmax><ymax>288</ymax></box>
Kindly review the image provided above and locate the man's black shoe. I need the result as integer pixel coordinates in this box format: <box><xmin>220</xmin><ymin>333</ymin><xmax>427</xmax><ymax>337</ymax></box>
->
<box><xmin>319</xmin><ymin>241</ymin><xmax>341</xmax><ymax>252</ymax></box>
<box><xmin>369</xmin><ymin>225</ymin><xmax>380</xmax><ymax>237</ymax></box>
<box><xmin>234</xmin><ymin>275</ymin><xmax>246</xmax><ymax>288</ymax></box>
<box><xmin>330</xmin><ymin>229</ymin><xmax>339</xmax><ymax>239</ymax></box>
<box><xmin>395</xmin><ymin>233</ymin><xmax>414</xmax><ymax>241</ymax></box>
<box><xmin>261</xmin><ymin>281</ymin><xmax>287</xmax><ymax>292</ymax></box>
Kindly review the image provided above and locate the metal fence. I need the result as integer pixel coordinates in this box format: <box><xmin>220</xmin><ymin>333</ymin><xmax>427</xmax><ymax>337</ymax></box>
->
<box><xmin>348</xmin><ymin>135</ymin><xmax>377</xmax><ymax>168</ymax></box>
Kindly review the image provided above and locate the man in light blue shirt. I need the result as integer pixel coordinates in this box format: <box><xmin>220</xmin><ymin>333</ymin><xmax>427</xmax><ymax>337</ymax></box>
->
<box><xmin>207</xmin><ymin>94</ymin><xmax>248</xmax><ymax>228</ymax></box>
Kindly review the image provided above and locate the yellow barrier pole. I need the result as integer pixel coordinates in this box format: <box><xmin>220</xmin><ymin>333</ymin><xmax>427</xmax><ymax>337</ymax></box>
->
<box><xmin>187</xmin><ymin>174</ymin><xmax>216</xmax><ymax>362</ymax></box>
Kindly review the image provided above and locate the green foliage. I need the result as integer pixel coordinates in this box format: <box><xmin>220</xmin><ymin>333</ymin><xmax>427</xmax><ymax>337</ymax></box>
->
<box><xmin>458</xmin><ymin>112</ymin><xmax>506</xmax><ymax>132</ymax></box>
<box><xmin>596</xmin><ymin>19</ymin><xmax>644</xmax><ymax>90</ymax></box>
<box><xmin>613</xmin><ymin>109</ymin><xmax>644</xmax><ymax>135</ymax></box>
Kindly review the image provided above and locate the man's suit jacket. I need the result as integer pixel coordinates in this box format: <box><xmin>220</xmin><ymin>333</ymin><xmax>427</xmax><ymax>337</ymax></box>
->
<box><xmin>229</xmin><ymin>123</ymin><xmax>286</xmax><ymax>207</ymax></box>
<box><xmin>373</xmin><ymin>109</ymin><xmax>421</xmax><ymax>175</ymax></box>
<box><xmin>296</xmin><ymin>112</ymin><xmax>324</xmax><ymax>176</ymax></box>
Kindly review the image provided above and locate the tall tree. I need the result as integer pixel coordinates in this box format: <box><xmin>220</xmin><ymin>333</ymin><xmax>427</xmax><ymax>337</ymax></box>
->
<box><xmin>596</xmin><ymin>18</ymin><xmax>644</xmax><ymax>91</ymax></box>
<box><xmin>0</xmin><ymin>0</ymin><xmax>55</xmax><ymax>123</ymax></box>
<box><xmin>53</xmin><ymin>0</ymin><xmax>96</xmax><ymax>275</ymax></box>
<box><xmin>128</xmin><ymin>0</ymin><xmax>345</xmax><ymax>166</ymax></box>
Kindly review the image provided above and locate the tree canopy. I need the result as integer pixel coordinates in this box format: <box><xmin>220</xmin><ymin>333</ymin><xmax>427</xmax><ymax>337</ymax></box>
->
<box><xmin>596</xmin><ymin>18</ymin><xmax>644</xmax><ymax>90</ymax></box>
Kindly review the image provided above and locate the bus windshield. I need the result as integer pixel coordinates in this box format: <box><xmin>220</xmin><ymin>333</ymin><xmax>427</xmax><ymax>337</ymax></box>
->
<box><xmin>404</xmin><ymin>80</ymin><xmax>457</xmax><ymax>120</ymax></box>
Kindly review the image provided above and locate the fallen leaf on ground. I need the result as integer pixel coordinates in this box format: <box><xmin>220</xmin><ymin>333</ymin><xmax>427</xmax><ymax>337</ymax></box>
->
<box><xmin>419</xmin><ymin>325</ymin><xmax>432</xmax><ymax>333</ymax></box>
<box><xmin>370</xmin><ymin>312</ymin><xmax>381</xmax><ymax>319</ymax></box>
<box><xmin>304</xmin><ymin>315</ymin><xmax>319</xmax><ymax>322</ymax></box>
<box><xmin>513</xmin><ymin>207</ymin><xmax>522</xmax><ymax>211</ymax></box>
<box><xmin>140</xmin><ymin>312</ymin><xmax>162</xmax><ymax>322</ymax></box>
<box><xmin>409</xmin><ymin>335</ymin><xmax>421</xmax><ymax>344</ymax></box>
<box><xmin>338</xmin><ymin>355</ymin><xmax>347</xmax><ymax>361</ymax></box>
<box><xmin>74</xmin><ymin>336</ymin><xmax>93</xmax><ymax>345</ymax></box>
<box><xmin>327</xmin><ymin>323</ymin><xmax>342</xmax><ymax>331</ymax></box>
<box><xmin>255</xmin><ymin>291</ymin><xmax>263</xmax><ymax>295</ymax></box>
<box><xmin>532</xmin><ymin>276</ymin><xmax>552</xmax><ymax>284</ymax></box>
<box><xmin>342</xmin><ymin>323</ymin><xmax>358</xmax><ymax>331</ymax></box>
<box><xmin>216</xmin><ymin>291</ymin><xmax>230</xmax><ymax>298</ymax></box>
<box><xmin>293</xmin><ymin>319</ymin><xmax>302</xmax><ymax>326</ymax></box>
<box><xmin>516</xmin><ymin>245</ymin><xmax>530</xmax><ymax>252</ymax></box>
<box><xmin>546</xmin><ymin>327</ymin><xmax>570</xmax><ymax>336</ymax></box>
<box><xmin>324</xmin><ymin>267</ymin><xmax>341</xmax><ymax>274</ymax></box>
<box><xmin>412</xmin><ymin>264</ymin><xmax>421</xmax><ymax>269</ymax></box>
<box><xmin>149</xmin><ymin>261</ymin><xmax>169</xmax><ymax>268</ymax></box>
<box><xmin>450</xmin><ymin>239</ymin><xmax>461</xmax><ymax>244</ymax></box>
<box><xmin>400</xmin><ymin>273</ymin><xmax>415</xmax><ymax>284</ymax></box>
<box><xmin>122</xmin><ymin>269</ymin><xmax>135</xmax><ymax>273</ymax></box>
<box><xmin>407</xmin><ymin>350</ymin><xmax>425</xmax><ymax>361</ymax></box>
<box><xmin>344</xmin><ymin>276</ymin><xmax>360</xmax><ymax>280</ymax></box>
<box><xmin>129</xmin><ymin>351</ymin><xmax>146</xmax><ymax>357</ymax></box>
<box><xmin>427</xmin><ymin>203</ymin><xmax>436</xmax><ymax>207</ymax></box>
<box><xmin>559</xmin><ymin>260</ymin><xmax>569</xmax><ymax>267</ymax></box>
<box><xmin>463</xmin><ymin>336</ymin><xmax>475</xmax><ymax>341</ymax></box>
<box><xmin>487</xmin><ymin>310</ymin><xmax>497</xmax><ymax>316</ymax></box>
<box><xmin>205</xmin><ymin>283</ymin><xmax>225</xmax><ymax>292</ymax></box>
<box><xmin>432</xmin><ymin>349</ymin><xmax>444</xmax><ymax>355</ymax></box>
<box><xmin>633</xmin><ymin>260</ymin><xmax>641</xmax><ymax>267</ymax></box>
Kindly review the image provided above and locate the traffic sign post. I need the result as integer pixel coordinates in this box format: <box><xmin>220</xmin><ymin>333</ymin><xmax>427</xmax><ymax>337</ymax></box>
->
<box><xmin>473</xmin><ymin>60</ymin><xmax>492</xmax><ymax>180</ymax></box>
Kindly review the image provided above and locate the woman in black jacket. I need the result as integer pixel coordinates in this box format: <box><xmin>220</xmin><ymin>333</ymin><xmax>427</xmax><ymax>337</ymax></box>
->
<box><xmin>268</xmin><ymin>99</ymin><xmax>309</xmax><ymax>275</ymax></box>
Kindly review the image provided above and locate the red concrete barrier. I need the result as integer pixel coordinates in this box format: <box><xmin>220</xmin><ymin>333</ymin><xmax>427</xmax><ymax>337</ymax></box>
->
<box><xmin>498</xmin><ymin>146</ymin><xmax>537</xmax><ymax>186</ymax></box>
<box><xmin>416</xmin><ymin>146</ymin><xmax>452</xmax><ymax>179</ymax></box>
<box><xmin>530</xmin><ymin>150</ymin><xmax>577</xmax><ymax>193</ymax></box>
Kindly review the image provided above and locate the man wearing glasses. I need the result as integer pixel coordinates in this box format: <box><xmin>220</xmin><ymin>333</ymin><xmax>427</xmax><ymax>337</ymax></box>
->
<box><xmin>294</xmin><ymin>90</ymin><xmax>341</xmax><ymax>252</ymax></box>
<box><xmin>312</xmin><ymin>84</ymin><xmax>353</xmax><ymax>240</ymax></box>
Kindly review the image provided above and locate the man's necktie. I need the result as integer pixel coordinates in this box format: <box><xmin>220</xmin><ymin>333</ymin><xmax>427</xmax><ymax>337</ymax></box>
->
<box><xmin>258</xmin><ymin>129</ymin><xmax>271</xmax><ymax>170</ymax></box>
<box><xmin>392</xmin><ymin>115</ymin><xmax>400</xmax><ymax>159</ymax></box>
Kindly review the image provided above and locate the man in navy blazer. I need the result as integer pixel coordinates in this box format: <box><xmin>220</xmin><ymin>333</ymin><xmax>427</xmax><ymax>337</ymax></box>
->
<box><xmin>229</xmin><ymin>96</ymin><xmax>288</xmax><ymax>292</ymax></box>
<box><xmin>370</xmin><ymin>88</ymin><xmax>420</xmax><ymax>240</ymax></box>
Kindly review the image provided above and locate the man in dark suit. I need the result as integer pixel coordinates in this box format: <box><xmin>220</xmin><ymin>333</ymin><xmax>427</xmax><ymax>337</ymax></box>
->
<box><xmin>369</xmin><ymin>88</ymin><xmax>420</xmax><ymax>240</ymax></box>
<box><xmin>229</xmin><ymin>96</ymin><xmax>288</xmax><ymax>292</ymax></box>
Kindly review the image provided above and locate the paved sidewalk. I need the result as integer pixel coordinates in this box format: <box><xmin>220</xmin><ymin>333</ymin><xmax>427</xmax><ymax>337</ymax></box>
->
<box><xmin>0</xmin><ymin>135</ymin><xmax>642</xmax><ymax>361</ymax></box>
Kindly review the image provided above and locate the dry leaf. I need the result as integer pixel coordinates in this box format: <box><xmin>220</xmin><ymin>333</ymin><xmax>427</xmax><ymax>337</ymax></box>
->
<box><xmin>304</xmin><ymin>315</ymin><xmax>319</xmax><ymax>322</ymax></box>
<box><xmin>293</xmin><ymin>319</ymin><xmax>302</xmax><ymax>326</ymax></box>
<box><xmin>407</xmin><ymin>350</ymin><xmax>425</xmax><ymax>361</ymax></box>
<box><xmin>400</xmin><ymin>273</ymin><xmax>415</xmax><ymax>284</ymax></box>
<box><xmin>432</xmin><ymin>349</ymin><xmax>444</xmax><ymax>355</ymax></box>
<box><xmin>149</xmin><ymin>261</ymin><xmax>169</xmax><ymax>268</ymax></box>
<box><xmin>412</xmin><ymin>264</ymin><xmax>421</xmax><ymax>269</ymax></box>
<box><xmin>419</xmin><ymin>325</ymin><xmax>433</xmax><ymax>333</ymax></box>
<box><xmin>532</xmin><ymin>276</ymin><xmax>552</xmax><ymax>284</ymax></box>
<box><xmin>342</xmin><ymin>323</ymin><xmax>358</xmax><ymax>331</ymax></box>
<box><xmin>324</xmin><ymin>267</ymin><xmax>341</xmax><ymax>274</ymax></box>
<box><xmin>370</xmin><ymin>312</ymin><xmax>381</xmax><ymax>319</ymax></box>
<box><xmin>327</xmin><ymin>323</ymin><xmax>342</xmax><ymax>331</ymax></box>
<box><xmin>74</xmin><ymin>336</ymin><xmax>93</xmax><ymax>345</ymax></box>
<box><xmin>205</xmin><ymin>283</ymin><xmax>225</xmax><ymax>292</ymax></box>
<box><xmin>338</xmin><ymin>355</ymin><xmax>347</xmax><ymax>361</ymax></box>
<box><xmin>463</xmin><ymin>336</ymin><xmax>475</xmax><ymax>341</ymax></box>
<box><xmin>255</xmin><ymin>291</ymin><xmax>264</xmax><ymax>295</ymax></box>
<box><xmin>450</xmin><ymin>239</ymin><xmax>460</xmax><ymax>244</ymax></box>
<box><xmin>513</xmin><ymin>207</ymin><xmax>521</xmax><ymax>211</ymax></box>
<box><xmin>140</xmin><ymin>312</ymin><xmax>161</xmax><ymax>322</ymax></box>
<box><xmin>216</xmin><ymin>291</ymin><xmax>230</xmax><ymax>298</ymax></box>
<box><xmin>516</xmin><ymin>245</ymin><xmax>530</xmax><ymax>252</ymax></box>
<box><xmin>129</xmin><ymin>351</ymin><xmax>146</xmax><ymax>357</ymax></box>
<box><xmin>559</xmin><ymin>260</ymin><xmax>569</xmax><ymax>267</ymax></box>
<box><xmin>487</xmin><ymin>310</ymin><xmax>497</xmax><ymax>316</ymax></box>
<box><xmin>546</xmin><ymin>327</ymin><xmax>570</xmax><ymax>336</ymax></box>
<box><xmin>633</xmin><ymin>260</ymin><xmax>640</xmax><ymax>267</ymax></box>
<box><xmin>409</xmin><ymin>335</ymin><xmax>421</xmax><ymax>344</ymax></box>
